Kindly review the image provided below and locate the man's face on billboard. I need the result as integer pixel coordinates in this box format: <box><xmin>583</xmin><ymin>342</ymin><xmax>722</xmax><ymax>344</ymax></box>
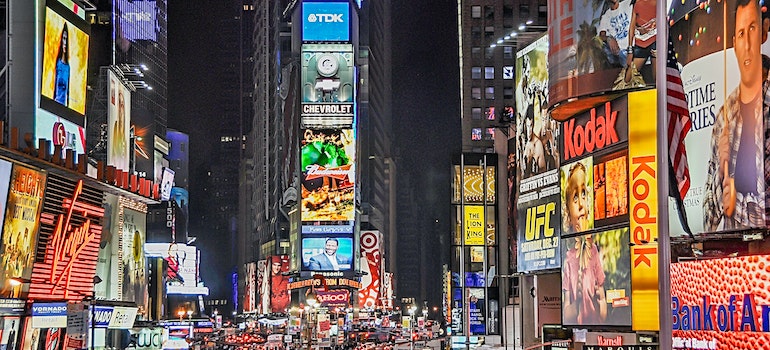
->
<box><xmin>734</xmin><ymin>2</ymin><xmax>762</xmax><ymax>90</ymax></box>
<box><xmin>324</xmin><ymin>240</ymin><xmax>339</xmax><ymax>255</ymax></box>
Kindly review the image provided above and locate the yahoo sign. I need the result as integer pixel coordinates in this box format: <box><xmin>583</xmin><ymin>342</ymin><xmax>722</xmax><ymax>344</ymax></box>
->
<box><xmin>302</xmin><ymin>2</ymin><xmax>349</xmax><ymax>42</ymax></box>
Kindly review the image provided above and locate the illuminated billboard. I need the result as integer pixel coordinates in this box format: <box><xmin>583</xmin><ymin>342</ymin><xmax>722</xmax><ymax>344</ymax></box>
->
<box><xmin>359</xmin><ymin>231</ymin><xmax>382</xmax><ymax>309</ymax></box>
<box><xmin>452</xmin><ymin>165</ymin><xmax>496</xmax><ymax>204</ymax></box>
<box><xmin>269</xmin><ymin>255</ymin><xmax>290</xmax><ymax>313</ymax></box>
<box><xmin>121</xmin><ymin>207</ymin><xmax>147</xmax><ymax>308</ymax></box>
<box><xmin>40</xmin><ymin>2</ymin><xmax>90</xmax><ymax>126</ymax></box>
<box><xmin>667</xmin><ymin>0</ymin><xmax>766</xmax><ymax>237</ymax></box>
<box><xmin>561</xmin><ymin>228</ymin><xmax>631</xmax><ymax>327</ymax></box>
<box><xmin>301</xmin><ymin>236</ymin><xmax>354</xmax><ymax>272</ymax></box>
<box><xmin>244</xmin><ymin>262</ymin><xmax>256</xmax><ymax>313</ymax></box>
<box><xmin>302</xmin><ymin>2</ymin><xmax>350</xmax><ymax>42</ymax></box>
<box><xmin>671</xmin><ymin>255</ymin><xmax>770</xmax><ymax>349</ymax></box>
<box><xmin>546</xmin><ymin>0</ymin><xmax>648</xmax><ymax>119</ymax></box>
<box><xmin>301</xmin><ymin>44</ymin><xmax>355</xmax><ymax>128</ymax></box>
<box><xmin>117</xmin><ymin>0</ymin><xmax>157</xmax><ymax>42</ymax></box>
<box><xmin>300</xmin><ymin>129</ymin><xmax>355</xmax><ymax>222</ymax></box>
<box><xmin>108</xmin><ymin>69</ymin><xmax>132</xmax><ymax>173</ymax></box>
<box><xmin>145</xmin><ymin>243</ymin><xmax>208</xmax><ymax>295</ymax></box>
<box><xmin>34</xmin><ymin>114</ymin><xmax>86</xmax><ymax>156</ymax></box>
<box><xmin>0</xmin><ymin>165</ymin><xmax>47</xmax><ymax>298</ymax></box>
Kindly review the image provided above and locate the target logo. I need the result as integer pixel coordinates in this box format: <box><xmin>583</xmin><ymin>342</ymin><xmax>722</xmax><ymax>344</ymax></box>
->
<box><xmin>361</xmin><ymin>231</ymin><xmax>379</xmax><ymax>250</ymax></box>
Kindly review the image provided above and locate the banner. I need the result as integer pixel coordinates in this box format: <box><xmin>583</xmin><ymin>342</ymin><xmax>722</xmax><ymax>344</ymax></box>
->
<box><xmin>627</xmin><ymin>89</ymin><xmax>659</xmax><ymax>330</ymax></box>
<box><xmin>300</xmin><ymin>44</ymin><xmax>355</xmax><ymax>128</ymax></box>
<box><xmin>317</xmin><ymin>289</ymin><xmax>350</xmax><ymax>307</ymax></box>
<box><xmin>107</xmin><ymin>69</ymin><xmax>132</xmax><ymax>173</ymax></box>
<box><xmin>358</xmin><ymin>231</ymin><xmax>381</xmax><ymax>309</ymax></box>
<box><xmin>269</xmin><ymin>255</ymin><xmax>290</xmax><ymax>313</ymax></box>
<box><xmin>121</xmin><ymin>207</ymin><xmax>147</xmax><ymax>307</ymax></box>
<box><xmin>300</xmin><ymin>129</ymin><xmax>356</xmax><ymax>222</ymax></box>
<box><xmin>463</xmin><ymin>206</ymin><xmax>485</xmax><ymax>245</ymax></box>
<box><xmin>244</xmin><ymin>262</ymin><xmax>256</xmax><ymax>313</ymax></box>
<box><xmin>517</xmin><ymin>195</ymin><xmax>561</xmax><ymax>272</ymax></box>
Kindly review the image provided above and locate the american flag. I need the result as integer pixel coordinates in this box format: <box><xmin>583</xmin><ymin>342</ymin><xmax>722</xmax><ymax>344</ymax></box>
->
<box><xmin>666</xmin><ymin>36</ymin><xmax>691</xmax><ymax>200</ymax></box>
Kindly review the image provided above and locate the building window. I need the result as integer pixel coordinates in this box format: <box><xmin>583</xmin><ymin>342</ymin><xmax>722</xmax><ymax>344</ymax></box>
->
<box><xmin>471</xmin><ymin>27</ymin><xmax>481</xmax><ymax>40</ymax></box>
<box><xmin>485</xmin><ymin>128</ymin><xmax>495</xmax><ymax>140</ymax></box>
<box><xmin>472</xmin><ymin>67</ymin><xmax>482</xmax><ymax>79</ymax></box>
<box><xmin>485</xmin><ymin>47</ymin><xmax>495</xmax><ymax>59</ymax></box>
<box><xmin>471</xmin><ymin>6</ymin><xmax>482</xmax><ymax>18</ymax></box>
<box><xmin>472</xmin><ymin>107</ymin><xmax>483</xmax><ymax>120</ymax></box>
<box><xmin>503</xmin><ymin>66</ymin><xmax>514</xmax><ymax>79</ymax></box>
<box><xmin>484</xmin><ymin>6</ymin><xmax>494</xmax><ymax>20</ymax></box>
<box><xmin>485</xmin><ymin>87</ymin><xmax>495</xmax><ymax>100</ymax></box>
<box><xmin>484</xmin><ymin>67</ymin><xmax>495</xmax><ymax>79</ymax></box>
<box><xmin>472</xmin><ymin>47</ymin><xmax>481</xmax><ymax>59</ymax></box>
<box><xmin>472</xmin><ymin>128</ymin><xmax>482</xmax><ymax>141</ymax></box>
<box><xmin>503</xmin><ymin>5</ymin><xmax>514</xmax><ymax>19</ymax></box>
<box><xmin>486</xmin><ymin>107</ymin><xmax>496</xmax><ymax>120</ymax></box>
<box><xmin>519</xmin><ymin>4</ymin><xmax>530</xmax><ymax>20</ymax></box>
<box><xmin>472</xmin><ymin>87</ymin><xmax>482</xmax><ymax>100</ymax></box>
<box><xmin>504</xmin><ymin>86</ymin><xmax>514</xmax><ymax>99</ymax></box>
<box><xmin>504</xmin><ymin>46</ymin><xmax>514</xmax><ymax>59</ymax></box>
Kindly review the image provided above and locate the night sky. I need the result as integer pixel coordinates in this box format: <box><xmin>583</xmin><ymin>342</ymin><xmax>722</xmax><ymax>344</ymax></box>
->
<box><xmin>168</xmin><ymin>1</ymin><xmax>460</xmax><ymax>301</ymax></box>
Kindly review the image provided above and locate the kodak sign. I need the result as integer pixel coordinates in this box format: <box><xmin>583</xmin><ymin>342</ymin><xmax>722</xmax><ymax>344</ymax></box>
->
<box><xmin>627</xmin><ymin>90</ymin><xmax>658</xmax><ymax>330</ymax></box>
<box><xmin>561</xmin><ymin>98</ymin><xmax>629</xmax><ymax>162</ymax></box>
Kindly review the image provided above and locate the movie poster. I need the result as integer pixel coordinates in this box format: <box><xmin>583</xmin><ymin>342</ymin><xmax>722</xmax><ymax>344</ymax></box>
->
<box><xmin>668</xmin><ymin>0</ymin><xmax>765</xmax><ymax>236</ymax></box>
<box><xmin>0</xmin><ymin>165</ymin><xmax>47</xmax><ymax>297</ymax></box>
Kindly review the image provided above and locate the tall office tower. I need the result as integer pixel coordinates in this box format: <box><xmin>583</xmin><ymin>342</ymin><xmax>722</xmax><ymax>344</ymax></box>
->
<box><xmin>453</xmin><ymin>0</ymin><xmax>547</xmax><ymax>345</ymax></box>
<box><xmin>238</xmin><ymin>0</ymin><xmax>294</xmax><ymax>305</ymax></box>
<box><xmin>358</xmin><ymin>0</ymin><xmax>397</xmax><ymax>293</ymax></box>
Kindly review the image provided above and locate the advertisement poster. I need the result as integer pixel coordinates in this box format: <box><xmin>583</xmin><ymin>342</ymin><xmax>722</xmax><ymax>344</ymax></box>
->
<box><xmin>0</xmin><ymin>165</ymin><xmax>46</xmax><ymax>298</ymax></box>
<box><xmin>671</xmin><ymin>255</ymin><xmax>770</xmax><ymax>349</ymax></box>
<box><xmin>668</xmin><ymin>0</ymin><xmax>765</xmax><ymax>236</ymax></box>
<box><xmin>269</xmin><ymin>255</ymin><xmax>290</xmax><ymax>313</ymax></box>
<box><xmin>107</xmin><ymin>69</ymin><xmax>132</xmax><ymax>173</ymax></box>
<box><xmin>95</xmin><ymin>194</ymin><xmax>119</xmax><ymax>301</ymax></box>
<box><xmin>243</xmin><ymin>262</ymin><xmax>256</xmax><ymax>313</ymax></box>
<box><xmin>0</xmin><ymin>317</ymin><xmax>20</xmax><ymax>350</ymax></box>
<box><xmin>560</xmin><ymin>157</ymin><xmax>595</xmax><ymax>234</ymax></box>
<box><xmin>547</xmin><ymin>0</ymin><xmax>653</xmax><ymax>114</ymax></box>
<box><xmin>300</xmin><ymin>129</ymin><xmax>355</xmax><ymax>222</ymax></box>
<box><xmin>301</xmin><ymin>237</ymin><xmax>354</xmax><ymax>272</ymax></box>
<box><xmin>467</xmin><ymin>288</ymin><xmax>486</xmax><ymax>335</ymax></box>
<box><xmin>40</xmin><ymin>4</ymin><xmax>90</xmax><ymax>121</ymax></box>
<box><xmin>121</xmin><ymin>207</ymin><xmax>147</xmax><ymax>309</ymax></box>
<box><xmin>515</xmin><ymin>35</ymin><xmax>561</xmax><ymax>273</ymax></box>
<box><xmin>561</xmin><ymin>228</ymin><xmax>631</xmax><ymax>326</ymax></box>
<box><xmin>463</xmin><ymin>206</ymin><xmax>485</xmax><ymax>245</ymax></box>
<box><xmin>257</xmin><ymin>260</ymin><xmax>269</xmax><ymax>315</ymax></box>
<box><xmin>358</xmin><ymin>231</ymin><xmax>381</xmax><ymax>309</ymax></box>
<box><xmin>302</xmin><ymin>2</ymin><xmax>350</xmax><ymax>42</ymax></box>
<box><xmin>300</xmin><ymin>44</ymin><xmax>355</xmax><ymax>127</ymax></box>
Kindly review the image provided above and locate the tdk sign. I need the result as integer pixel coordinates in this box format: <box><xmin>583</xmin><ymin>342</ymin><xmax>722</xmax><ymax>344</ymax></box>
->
<box><xmin>302</xmin><ymin>2</ymin><xmax>350</xmax><ymax>42</ymax></box>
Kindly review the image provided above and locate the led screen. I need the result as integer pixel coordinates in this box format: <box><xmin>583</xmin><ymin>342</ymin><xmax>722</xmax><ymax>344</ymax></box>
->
<box><xmin>117</xmin><ymin>0</ymin><xmax>157</xmax><ymax>42</ymax></box>
<box><xmin>300</xmin><ymin>129</ymin><xmax>355</xmax><ymax>222</ymax></box>
<box><xmin>671</xmin><ymin>255</ymin><xmax>770</xmax><ymax>349</ymax></box>
<box><xmin>302</xmin><ymin>2</ymin><xmax>350</xmax><ymax>42</ymax></box>
<box><xmin>301</xmin><ymin>236</ymin><xmax>353</xmax><ymax>272</ymax></box>
<box><xmin>40</xmin><ymin>4</ymin><xmax>90</xmax><ymax>125</ymax></box>
<box><xmin>561</xmin><ymin>228</ymin><xmax>631</xmax><ymax>327</ymax></box>
<box><xmin>301</xmin><ymin>44</ymin><xmax>355</xmax><ymax>127</ymax></box>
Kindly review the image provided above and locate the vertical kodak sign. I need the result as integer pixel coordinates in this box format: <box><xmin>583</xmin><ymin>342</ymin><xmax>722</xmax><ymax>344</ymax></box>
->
<box><xmin>628</xmin><ymin>89</ymin><xmax>658</xmax><ymax>330</ymax></box>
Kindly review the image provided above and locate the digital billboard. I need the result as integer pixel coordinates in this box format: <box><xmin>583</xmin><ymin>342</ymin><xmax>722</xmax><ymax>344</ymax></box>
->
<box><xmin>667</xmin><ymin>0</ymin><xmax>766</xmax><ymax>237</ymax></box>
<box><xmin>301</xmin><ymin>44</ymin><xmax>355</xmax><ymax>128</ymax></box>
<box><xmin>359</xmin><ymin>231</ymin><xmax>381</xmax><ymax>309</ymax></box>
<box><xmin>257</xmin><ymin>260</ymin><xmax>268</xmax><ymax>315</ymax></box>
<box><xmin>108</xmin><ymin>69</ymin><xmax>132</xmax><ymax>173</ymax></box>
<box><xmin>671</xmin><ymin>255</ymin><xmax>770</xmax><ymax>349</ymax></box>
<box><xmin>546</xmin><ymin>0</ymin><xmax>649</xmax><ymax>119</ymax></box>
<box><xmin>34</xmin><ymin>114</ymin><xmax>86</xmax><ymax>156</ymax></box>
<box><xmin>300</xmin><ymin>129</ymin><xmax>355</xmax><ymax>222</ymax></box>
<box><xmin>117</xmin><ymin>0</ymin><xmax>157</xmax><ymax>42</ymax></box>
<box><xmin>40</xmin><ymin>2</ymin><xmax>90</xmax><ymax>125</ymax></box>
<box><xmin>302</xmin><ymin>2</ymin><xmax>350</xmax><ymax>42</ymax></box>
<box><xmin>561</xmin><ymin>228</ymin><xmax>631</xmax><ymax>327</ymax></box>
<box><xmin>301</xmin><ymin>236</ymin><xmax>353</xmax><ymax>272</ymax></box>
<box><xmin>0</xmin><ymin>165</ymin><xmax>46</xmax><ymax>298</ymax></box>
